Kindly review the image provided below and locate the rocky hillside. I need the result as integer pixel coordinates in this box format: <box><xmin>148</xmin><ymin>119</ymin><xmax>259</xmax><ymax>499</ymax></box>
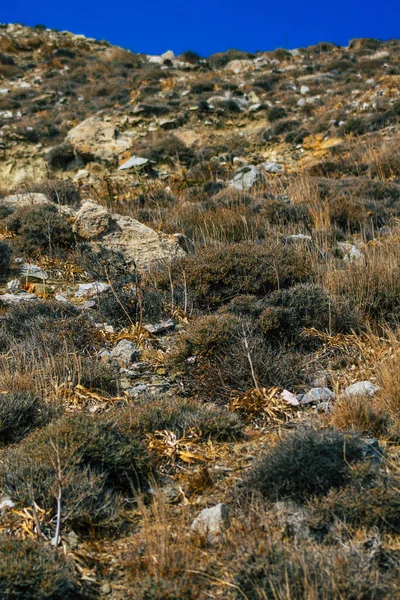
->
<box><xmin>1</xmin><ymin>23</ymin><xmax>400</xmax><ymax>599</ymax></box>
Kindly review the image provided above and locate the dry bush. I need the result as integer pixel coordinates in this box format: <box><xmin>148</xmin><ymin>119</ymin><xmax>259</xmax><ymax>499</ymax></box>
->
<box><xmin>331</xmin><ymin>394</ymin><xmax>388</xmax><ymax>436</ymax></box>
<box><xmin>324</xmin><ymin>238</ymin><xmax>400</xmax><ymax>325</ymax></box>
<box><xmin>234</xmin><ymin>535</ymin><xmax>396</xmax><ymax>600</ymax></box>
<box><xmin>0</xmin><ymin>391</ymin><xmax>57</xmax><ymax>445</ymax></box>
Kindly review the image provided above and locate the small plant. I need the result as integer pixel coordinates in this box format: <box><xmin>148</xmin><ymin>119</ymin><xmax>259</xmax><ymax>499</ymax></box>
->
<box><xmin>243</xmin><ymin>428</ymin><xmax>365</xmax><ymax>502</ymax></box>
<box><xmin>0</xmin><ymin>241</ymin><xmax>11</xmax><ymax>277</ymax></box>
<box><xmin>0</xmin><ymin>412</ymin><xmax>152</xmax><ymax>530</ymax></box>
<box><xmin>0</xmin><ymin>391</ymin><xmax>56</xmax><ymax>444</ymax></box>
<box><xmin>0</xmin><ymin>538</ymin><xmax>82</xmax><ymax>599</ymax></box>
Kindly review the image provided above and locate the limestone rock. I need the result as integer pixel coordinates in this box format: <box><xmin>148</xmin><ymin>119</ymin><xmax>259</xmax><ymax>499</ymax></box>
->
<box><xmin>118</xmin><ymin>155</ymin><xmax>150</xmax><ymax>170</ymax></box>
<box><xmin>111</xmin><ymin>339</ymin><xmax>140</xmax><ymax>366</ymax></box>
<box><xmin>77</xmin><ymin>204</ymin><xmax>186</xmax><ymax>269</ymax></box>
<box><xmin>66</xmin><ymin>116</ymin><xmax>132</xmax><ymax>164</ymax></box>
<box><xmin>301</xmin><ymin>387</ymin><xmax>335</xmax><ymax>405</ymax></box>
<box><xmin>75</xmin><ymin>282</ymin><xmax>111</xmax><ymax>297</ymax></box>
<box><xmin>229</xmin><ymin>165</ymin><xmax>265</xmax><ymax>190</ymax></box>
<box><xmin>0</xmin><ymin>292</ymin><xmax>38</xmax><ymax>305</ymax></box>
<box><xmin>19</xmin><ymin>264</ymin><xmax>48</xmax><ymax>281</ymax></box>
<box><xmin>345</xmin><ymin>381</ymin><xmax>380</xmax><ymax>398</ymax></box>
<box><xmin>191</xmin><ymin>503</ymin><xmax>229</xmax><ymax>542</ymax></box>
<box><xmin>224</xmin><ymin>59</ymin><xmax>255</xmax><ymax>74</ymax></box>
<box><xmin>74</xmin><ymin>202</ymin><xmax>112</xmax><ymax>239</ymax></box>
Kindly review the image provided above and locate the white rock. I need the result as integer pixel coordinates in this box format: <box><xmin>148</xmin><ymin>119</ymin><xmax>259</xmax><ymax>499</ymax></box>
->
<box><xmin>344</xmin><ymin>246</ymin><xmax>365</xmax><ymax>264</ymax></box>
<box><xmin>229</xmin><ymin>165</ymin><xmax>264</xmax><ymax>190</ymax></box>
<box><xmin>0</xmin><ymin>192</ymin><xmax>49</xmax><ymax>212</ymax></box>
<box><xmin>75</xmin><ymin>282</ymin><xmax>111</xmax><ymax>298</ymax></box>
<box><xmin>345</xmin><ymin>381</ymin><xmax>380</xmax><ymax>398</ymax></box>
<box><xmin>161</xmin><ymin>50</ymin><xmax>175</xmax><ymax>61</ymax></box>
<box><xmin>262</xmin><ymin>162</ymin><xmax>283</xmax><ymax>174</ymax></box>
<box><xmin>111</xmin><ymin>339</ymin><xmax>140</xmax><ymax>366</ymax></box>
<box><xmin>300</xmin><ymin>85</ymin><xmax>310</xmax><ymax>95</ymax></box>
<box><xmin>191</xmin><ymin>503</ymin><xmax>229</xmax><ymax>541</ymax></box>
<box><xmin>118</xmin><ymin>155</ymin><xmax>150</xmax><ymax>170</ymax></box>
<box><xmin>7</xmin><ymin>279</ymin><xmax>20</xmax><ymax>292</ymax></box>
<box><xmin>281</xmin><ymin>390</ymin><xmax>300</xmax><ymax>406</ymax></box>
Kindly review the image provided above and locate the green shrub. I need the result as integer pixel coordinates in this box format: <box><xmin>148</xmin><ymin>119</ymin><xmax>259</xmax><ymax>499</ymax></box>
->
<box><xmin>0</xmin><ymin>391</ymin><xmax>56</xmax><ymax>444</ymax></box>
<box><xmin>0</xmin><ymin>538</ymin><xmax>82</xmax><ymax>599</ymax></box>
<box><xmin>156</xmin><ymin>242</ymin><xmax>313</xmax><ymax>310</ymax></box>
<box><xmin>267</xmin><ymin>106</ymin><xmax>287</xmax><ymax>122</ymax></box>
<box><xmin>120</xmin><ymin>396</ymin><xmax>243</xmax><ymax>441</ymax></box>
<box><xmin>32</xmin><ymin>179</ymin><xmax>80</xmax><ymax>206</ymax></box>
<box><xmin>314</xmin><ymin>477</ymin><xmax>400</xmax><ymax>533</ymax></box>
<box><xmin>45</xmin><ymin>143</ymin><xmax>77</xmax><ymax>170</ymax></box>
<box><xmin>0</xmin><ymin>412</ymin><xmax>152</xmax><ymax>530</ymax></box>
<box><xmin>11</xmin><ymin>204</ymin><xmax>75</xmax><ymax>256</ymax></box>
<box><xmin>243</xmin><ymin>428</ymin><xmax>364</xmax><ymax>502</ymax></box>
<box><xmin>259</xmin><ymin>284</ymin><xmax>360</xmax><ymax>344</ymax></box>
<box><xmin>0</xmin><ymin>241</ymin><xmax>11</xmax><ymax>277</ymax></box>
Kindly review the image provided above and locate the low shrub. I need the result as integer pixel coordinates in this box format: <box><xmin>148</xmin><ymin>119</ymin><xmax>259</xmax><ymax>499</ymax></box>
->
<box><xmin>242</xmin><ymin>428</ymin><xmax>364</xmax><ymax>502</ymax></box>
<box><xmin>0</xmin><ymin>391</ymin><xmax>56</xmax><ymax>444</ymax></box>
<box><xmin>267</xmin><ymin>106</ymin><xmax>286</xmax><ymax>122</ymax></box>
<box><xmin>10</xmin><ymin>204</ymin><xmax>75</xmax><ymax>256</ymax></box>
<box><xmin>0</xmin><ymin>412</ymin><xmax>152</xmax><ymax>530</ymax></box>
<box><xmin>155</xmin><ymin>242</ymin><xmax>314</xmax><ymax>310</ymax></box>
<box><xmin>45</xmin><ymin>143</ymin><xmax>77</xmax><ymax>170</ymax></box>
<box><xmin>259</xmin><ymin>284</ymin><xmax>360</xmax><ymax>344</ymax></box>
<box><xmin>32</xmin><ymin>179</ymin><xmax>80</xmax><ymax>206</ymax></box>
<box><xmin>0</xmin><ymin>241</ymin><xmax>11</xmax><ymax>277</ymax></box>
<box><xmin>0</xmin><ymin>538</ymin><xmax>82</xmax><ymax>599</ymax></box>
<box><xmin>120</xmin><ymin>396</ymin><xmax>244</xmax><ymax>441</ymax></box>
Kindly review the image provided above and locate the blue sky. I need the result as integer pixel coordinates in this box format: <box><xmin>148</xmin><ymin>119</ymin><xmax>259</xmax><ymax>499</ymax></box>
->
<box><xmin>1</xmin><ymin>0</ymin><xmax>399</xmax><ymax>57</ymax></box>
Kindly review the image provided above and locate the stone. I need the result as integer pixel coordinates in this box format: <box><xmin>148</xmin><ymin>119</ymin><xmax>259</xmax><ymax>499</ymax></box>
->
<box><xmin>0</xmin><ymin>292</ymin><xmax>38</xmax><ymax>305</ymax></box>
<box><xmin>7</xmin><ymin>279</ymin><xmax>20</xmax><ymax>293</ymax></box>
<box><xmin>345</xmin><ymin>381</ymin><xmax>380</xmax><ymax>398</ymax></box>
<box><xmin>0</xmin><ymin>192</ymin><xmax>50</xmax><ymax>212</ymax></box>
<box><xmin>74</xmin><ymin>201</ymin><xmax>112</xmax><ymax>239</ymax></box>
<box><xmin>66</xmin><ymin>116</ymin><xmax>131</xmax><ymax>164</ymax></box>
<box><xmin>118</xmin><ymin>155</ymin><xmax>150</xmax><ymax>170</ymax></box>
<box><xmin>144</xmin><ymin>319</ymin><xmax>175</xmax><ymax>335</ymax></box>
<box><xmin>75</xmin><ymin>282</ymin><xmax>111</xmax><ymax>297</ymax></box>
<box><xmin>343</xmin><ymin>246</ymin><xmax>365</xmax><ymax>264</ymax></box>
<box><xmin>191</xmin><ymin>503</ymin><xmax>229</xmax><ymax>542</ymax></box>
<box><xmin>224</xmin><ymin>59</ymin><xmax>255</xmax><ymax>74</ymax></box>
<box><xmin>0</xmin><ymin>497</ymin><xmax>15</xmax><ymax>511</ymax></box>
<box><xmin>19</xmin><ymin>264</ymin><xmax>48</xmax><ymax>281</ymax></box>
<box><xmin>229</xmin><ymin>165</ymin><xmax>265</xmax><ymax>190</ymax></box>
<box><xmin>262</xmin><ymin>161</ymin><xmax>283</xmax><ymax>173</ymax></box>
<box><xmin>161</xmin><ymin>50</ymin><xmax>175</xmax><ymax>61</ymax></box>
<box><xmin>362</xmin><ymin>438</ymin><xmax>383</xmax><ymax>463</ymax></box>
<box><xmin>111</xmin><ymin>339</ymin><xmax>140</xmax><ymax>366</ymax></box>
<box><xmin>281</xmin><ymin>389</ymin><xmax>300</xmax><ymax>406</ymax></box>
<box><xmin>301</xmin><ymin>387</ymin><xmax>335</xmax><ymax>405</ymax></box>
<box><xmin>300</xmin><ymin>85</ymin><xmax>310</xmax><ymax>95</ymax></box>
<box><xmin>83</xmin><ymin>206</ymin><xmax>186</xmax><ymax>269</ymax></box>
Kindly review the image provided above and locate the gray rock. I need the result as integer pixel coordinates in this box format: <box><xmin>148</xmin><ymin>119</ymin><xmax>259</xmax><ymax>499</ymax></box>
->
<box><xmin>75</xmin><ymin>282</ymin><xmax>111</xmax><ymax>298</ymax></box>
<box><xmin>262</xmin><ymin>161</ymin><xmax>283</xmax><ymax>174</ymax></box>
<box><xmin>74</xmin><ymin>202</ymin><xmax>112</xmax><ymax>239</ymax></box>
<box><xmin>144</xmin><ymin>319</ymin><xmax>175</xmax><ymax>335</ymax></box>
<box><xmin>362</xmin><ymin>438</ymin><xmax>383</xmax><ymax>463</ymax></box>
<box><xmin>344</xmin><ymin>246</ymin><xmax>364</xmax><ymax>264</ymax></box>
<box><xmin>300</xmin><ymin>85</ymin><xmax>310</xmax><ymax>95</ymax></box>
<box><xmin>301</xmin><ymin>387</ymin><xmax>335</xmax><ymax>405</ymax></box>
<box><xmin>0</xmin><ymin>192</ymin><xmax>50</xmax><ymax>213</ymax></box>
<box><xmin>0</xmin><ymin>292</ymin><xmax>38</xmax><ymax>305</ymax></box>
<box><xmin>7</xmin><ymin>279</ymin><xmax>20</xmax><ymax>293</ymax></box>
<box><xmin>0</xmin><ymin>497</ymin><xmax>15</xmax><ymax>511</ymax></box>
<box><xmin>126</xmin><ymin>384</ymin><xmax>148</xmax><ymax>397</ymax></box>
<box><xmin>19</xmin><ymin>264</ymin><xmax>48</xmax><ymax>281</ymax></box>
<box><xmin>345</xmin><ymin>381</ymin><xmax>380</xmax><ymax>398</ymax></box>
<box><xmin>229</xmin><ymin>165</ymin><xmax>264</xmax><ymax>190</ymax></box>
<box><xmin>111</xmin><ymin>339</ymin><xmax>140</xmax><ymax>366</ymax></box>
<box><xmin>191</xmin><ymin>503</ymin><xmax>229</xmax><ymax>542</ymax></box>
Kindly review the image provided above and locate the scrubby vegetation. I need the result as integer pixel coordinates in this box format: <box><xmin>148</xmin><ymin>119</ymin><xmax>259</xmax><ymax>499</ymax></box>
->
<box><xmin>1</xmin><ymin>22</ymin><xmax>400</xmax><ymax>599</ymax></box>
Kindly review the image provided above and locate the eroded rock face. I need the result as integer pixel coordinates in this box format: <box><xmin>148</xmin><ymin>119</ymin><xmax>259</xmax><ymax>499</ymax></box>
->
<box><xmin>73</xmin><ymin>202</ymin><xmax>187</xmax><ymax>269</ymax></box>
<box><xmin>66</xmin><ymin>116</ymin><xmax>132</xmax><ymax>165</ymax></box>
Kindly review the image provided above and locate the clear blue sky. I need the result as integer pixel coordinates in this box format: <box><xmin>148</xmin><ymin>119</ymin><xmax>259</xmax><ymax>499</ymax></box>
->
<box><xmin>2</xmin><ymin>0</ymin><xmax>399</xmax><ymax>57</ymax></box>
